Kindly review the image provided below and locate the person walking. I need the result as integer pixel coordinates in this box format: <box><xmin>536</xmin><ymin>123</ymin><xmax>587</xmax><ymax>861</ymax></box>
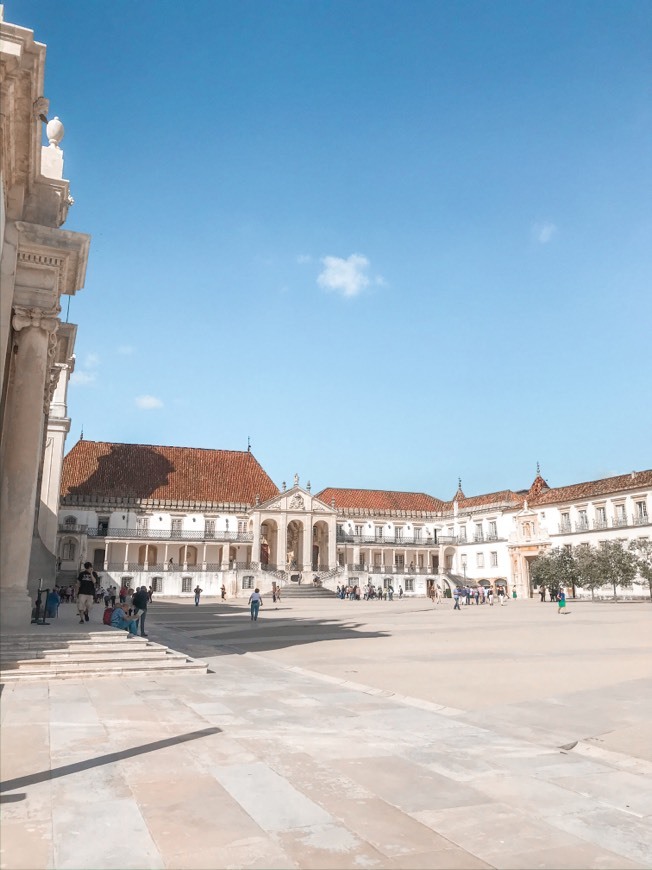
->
<box><xmin>453</xmin><ymin>586</ymin><xmax>461</xmax><ymax>610</ymax></box>
<box><xmin>132</xmin><ymin>585</ymin><xmax>149</xmax><ymax>637</ymax></box>
<box><xmin>194</xmin><ymin>585</ymin><xmax>203</xmax><ymax>606</ymax></box>
<box><xmin>76</xmin><ymin>563</ymin><xmax>96</xmax><ymax>624</ymax></box>
<box><xmin>221</xmin><ymin>584</ymin><xmax>226</xmax><ymax>600</ymax></box>
<box><xmin>557</xmin><ymin>589</ymin><xmax>567</xmax><ymax>614</ymax></box>
<box><xmin>249</xmin><ymin>588</ymin><xmax>263</xmax><ymax>621</ymax></box>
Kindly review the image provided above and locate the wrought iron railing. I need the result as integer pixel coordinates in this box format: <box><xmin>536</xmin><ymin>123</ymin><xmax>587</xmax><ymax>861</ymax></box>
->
<box><xmin>336</xmin><ymin>533</ymin><xmax>438</xmax><ymax>546</ymax></box>
<box><xmin>85</xmin><ymin>528</ymin><xmax>253</xmax><ymax>542</ymax></box>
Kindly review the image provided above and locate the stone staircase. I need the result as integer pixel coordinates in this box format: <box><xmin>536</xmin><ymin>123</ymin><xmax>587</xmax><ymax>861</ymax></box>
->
<box><xmin>274</xmin><ymin>584</ymin><xmax>337</xmax><ymax>599</ymax></box>
<box><xmin>0</xmin><ymin>630</ymin><xmax>208</xmax><ymax>682</ymax></box>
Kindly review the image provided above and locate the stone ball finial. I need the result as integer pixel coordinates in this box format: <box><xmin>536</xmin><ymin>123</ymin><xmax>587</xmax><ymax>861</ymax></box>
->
<box><xmin>47</xmin><ymin>116</ymin><xmax>65</xmax><ymax>148</ymax></box>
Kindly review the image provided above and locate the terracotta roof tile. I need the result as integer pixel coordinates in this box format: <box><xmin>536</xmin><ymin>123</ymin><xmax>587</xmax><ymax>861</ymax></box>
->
<box><xmin>530</xmin><ymin>469</ymin><xmax>652</xmax><ymax>506</ymax></box>
<box><xmin>315</xmin><ymin>488</ymin><xmax>446</xmax><ymax>513</ymax></box>
<box><xmin>61</xmin><ymin>440</ymin><xmax>279</xmax><ymax>506</ymax></box>
<box><xmin>452</xmin><ymin>490</ymin><xmax>525</xmax><ymax>510</ymax></box>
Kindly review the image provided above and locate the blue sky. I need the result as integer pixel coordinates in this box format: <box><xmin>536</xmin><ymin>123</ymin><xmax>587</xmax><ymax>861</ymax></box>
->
<box><xmin>12</xmin><ymin>0</ymin><xmax>652</xmax><ymax>498</ymax></box>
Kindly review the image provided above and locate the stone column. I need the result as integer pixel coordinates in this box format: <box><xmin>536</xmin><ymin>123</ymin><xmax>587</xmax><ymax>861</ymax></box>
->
<box><xmin>302</xmin><ymin>521</ymin><xmax>312</xmax><ymax>573</ymax></box>
<box><xmin>0</xmin><ymin>306</ymin><xmax>59</xmax><ymax>629</ymax></box>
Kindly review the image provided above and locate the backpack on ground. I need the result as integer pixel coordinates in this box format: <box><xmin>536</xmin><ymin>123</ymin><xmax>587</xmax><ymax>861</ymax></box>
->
<box><xmin>103</xmin><ymin>606</ymin><xmax>114</xmax><ymax>625</ymax></box>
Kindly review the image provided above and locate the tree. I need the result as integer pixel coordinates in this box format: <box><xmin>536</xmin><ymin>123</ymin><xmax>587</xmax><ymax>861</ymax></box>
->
<box><xmin>573</xmin><ymin>544</ymin><xmax>606</xmax><ymax>600</ymax></box>
<box><xmin>530</xmin><ymin>551</ymin><xmax>557</xmax><ymax>594</ymax></box>
<box><xmin>629</xmin><ymin>539</ymin><xmax>652</xmax><ymax>601</ymax></box>
<box><xmin>595</xmin><ymin>540</ymin><xmax>637</xmax><ymax>599</ymax></box>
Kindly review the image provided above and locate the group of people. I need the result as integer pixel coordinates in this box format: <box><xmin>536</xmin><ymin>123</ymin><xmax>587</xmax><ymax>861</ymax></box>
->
<box><xmin>337</xmin><ymin>584</ymin><xmax>404</xmax><ymax>601</ymax></box>
<box><xmin>452</xmin><ymin>584</ymin><xmax>511</xmax><ymax>609</ymax></box>
<box><xmin>71</xmin><ymin>563</ymin><xmax>151</xmax><ymax>637</ymax></box>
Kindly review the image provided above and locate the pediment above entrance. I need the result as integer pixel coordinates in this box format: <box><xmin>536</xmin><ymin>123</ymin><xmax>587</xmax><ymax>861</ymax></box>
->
<box><xmin>256</xmin><ymin>487</ymin><xmax>336</xmax><ymax>516</ymax></box>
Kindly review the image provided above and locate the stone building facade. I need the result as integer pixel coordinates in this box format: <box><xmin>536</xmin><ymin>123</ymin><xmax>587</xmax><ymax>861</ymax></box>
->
<box><xmin>56</xmin><ymin>439</ymin><xmax>652</xmax><ymax>599</ymax></box>
<box><xmin>0</xmin><ymin>13</ymin><xmax>90</xmax><ymax>628</ymax></box>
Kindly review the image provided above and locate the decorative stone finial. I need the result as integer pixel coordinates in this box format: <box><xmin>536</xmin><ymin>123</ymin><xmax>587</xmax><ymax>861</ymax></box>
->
<box><xmin>46</xmin><ymin>116</ymin><xmax>64</xmax><ymax>148</ymax></box>
<box><xmin>536</xmin><ymin>461</ymin><xmax>541</xmax><ymax>475</ymax></box>
<box><xmin>282</xmin><ymin>481</ymin><xmax>286</xmax><ymax>492</ymax></box>
<box><xmin>306</xmin><ymin>480</ymin><xmax>311</xmax><ymax>492</ymax></box>
<box><xmin>294</xmin><ymin>473</ymin><xmax>299</xmax><ymax>487</ymax></box>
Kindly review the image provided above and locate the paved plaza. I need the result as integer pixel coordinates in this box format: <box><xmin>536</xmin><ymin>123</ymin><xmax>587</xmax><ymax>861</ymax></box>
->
<box><xmin>1</xmin><ymin>596</ymin><xmax>651</xmax><ymax>869</ymax></box>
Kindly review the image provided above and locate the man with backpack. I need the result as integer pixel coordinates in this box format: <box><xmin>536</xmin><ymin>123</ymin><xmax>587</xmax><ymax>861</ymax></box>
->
<box><xmin>76</xmin><ymin>562</ymin><xmax>97</xmax><ymax>624</ymax></box>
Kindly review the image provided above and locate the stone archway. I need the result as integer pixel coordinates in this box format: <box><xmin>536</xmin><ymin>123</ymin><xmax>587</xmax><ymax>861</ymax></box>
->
<box><xmin>312</xmin><ymin>520</ymin><xmax>329</xmax><ymax>570</ymax></box>
<box><xmin>260</xmin><ymin>520</ymin><xmax>278</xmax><ymax>567</ymax></box>
<box><xmin>286</xmin><ymin>519</ymin><xmax>304</xmax><ymax>570</ymax></box>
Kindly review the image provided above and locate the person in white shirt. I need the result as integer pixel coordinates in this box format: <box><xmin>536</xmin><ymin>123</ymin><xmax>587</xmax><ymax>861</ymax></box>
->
<box><xmin>248</xmin><ymin>588</ymin><xmax>263</xmax><ymax>621</ymax></box>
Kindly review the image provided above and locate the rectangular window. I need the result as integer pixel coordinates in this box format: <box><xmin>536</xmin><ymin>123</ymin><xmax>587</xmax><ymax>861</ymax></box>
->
<box><xmin>171</xmin><ymin>518</ymin><xmax>183</xmax><ymax>537</ymax></box>
<box><xmin>182</xmin><ymin>577</ymin><xmax>192</xmax><ymax>592</ymax></box>
<box><xmin>474</xmin><ymin>523</ymin><xmax>483</xmax><ymax>542</ymax></box>
<box><xmin>477</xmin><ymin>552</ymin><xmax>485</xmax><ymax>568</ymax></box>
<box><xmin>405</xmin><ymin>578</ymin><xmax>414</xmax><ymax>592</ymax></box>
<box><xmin>596</xmin><ymin>506</ymin><xmax>607</xmax><ymax>528</ymax></box>
<box><xmin>413</xmin><ymin>527</ymin><xmax>422</xmax><ymax>541</ymax></box>
<box><xmin>152</xmin><ymin>577</ymin><xmax>162</xmax><ymax>593</ymax></box>
<box><xmin>395</xmin><ymin>526</ymin><xmax>403</xmax><ymax>541</ymax></box>
<box><xmin>560</xmin><ymin>512</ymin><xmax>571</xmax><ymax>532</ymax></box>
<box><xmin>375</xmin><ymin>526</ymin><xmax>384</xmax><ymax>541</ymax></box>
<box><xmin>395</xmin><ymin>554</ymin><xmax>405</xmax><ymax>568</ymax></box>
<box><xmin>578</xmin><ymin>509</ymin><xmax>588</xmax><ymax>530</ymax></box>
<box><xmin>355</xmin><ymin>525</ymin><xmax>363</xmax><ymax>537</ymax></box>
<box><xmin>490</xmin><ymin>551</ymin><xmax>498</xmax><ymax>567</ymax></box>
<box><xmin>383</xmin><ymin>577</ymin><xmax>392</xmax><ymax>589</ymax></box>
<box><xmin>615</xmin><ymin>504</ymin><xmax>626</xmax><ymax>526</ymax></box>
<box><xmin>237</xmin><ymin>519</ymin><xmax>247</xmax><ymax>534</ymax></box>
<box><xmin>488</xmin><ymin>521</ymin><xmax>497</xmax><ymax>540</ymax></box>
<box><xmin>459</xmin><ymin>527</ymin><xmax>467</xmax><ymax>542</ymax></box>
<box><xmin>136</xmin><ymin>516</ymin><xmax>149</xmax><ymax>536</ymax></box>
<box><xmin>242</xmin><ymin>576</ymin><xmax>254</xmax><ymax>589</ymax></box>
<box><xmin>121</xmin><ymin>576</ymin><xmax>133</xmax><ymax>588</ymax></box>
<box><xmin>636</xmin><ymin>501</ymin><xmax>648</xmax><ymax>523</ymax></box>
<box><xmin>97</xmin><ymin>516</ymin><xmax>109</xmax><ymax>536</ymax></box>
<box><xmin>205</xmin><ymin>519</ymin><xmax>215</xmax><ymax>538</ymax></box>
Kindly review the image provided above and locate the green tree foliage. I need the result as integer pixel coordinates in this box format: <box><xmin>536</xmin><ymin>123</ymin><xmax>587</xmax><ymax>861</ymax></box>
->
<box><xmin>629</xmin><ymin>539</ymin><xmax>652</xmax><ymax>600</ymax></box>
<box><xmin>530</xmin><ymin>547</ymin><xmax>580</xmax><ymax>597</ymax></box>
<box><xmin>595</xmin><ymin>540</ymin><xmax>637</xmax><ymax>599</ymax></box>
<box><xmin>573</xmin><ymin>544</ymin><xmax>606</xmax><ymax>599</ymax></box>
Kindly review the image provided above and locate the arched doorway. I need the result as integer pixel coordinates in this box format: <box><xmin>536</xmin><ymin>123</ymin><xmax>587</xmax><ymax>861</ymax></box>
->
<box><xmin>260</xmin><ymin>520</ymin><xmax>278</xmax><ymax>567</ymax></box>
<box><xmin>312</xmin><ymin>520</ymin><xmax>329</xmax><ymax>570</ymax></box>
<box><xmin>286</xmin><ymin>520</ymin><xmax>304</xmax><ymax>570</ymax></box>
<box><xmin>179</xmin><ymin>545</ymin><xmax>197</xmax><ymax>566</ymax></box>
<box><xmin>138</xmin><ymin>544</ymin><xmax>157</xmax><ymax>565</ymax></box>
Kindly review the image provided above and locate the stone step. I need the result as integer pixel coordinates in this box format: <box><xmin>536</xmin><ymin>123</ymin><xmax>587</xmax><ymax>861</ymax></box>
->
<box><xmin>0</xmin><ymin>659</ymin><xmax>208</xmax><ymax>681</ymax></box>
<box><xmin>1</xmin><ymin>650</ymin><xmax>176</xmax><ymax>667</ymax></box>
<box><xmin>3</xmin><ymin>652</ymin><xmax>190</xmax><ymax>670</ymax></box>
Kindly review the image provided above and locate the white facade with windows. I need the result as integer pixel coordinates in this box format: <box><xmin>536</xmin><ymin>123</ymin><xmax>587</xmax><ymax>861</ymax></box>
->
<box><xmin>56</xmin><ymin>441</ymin><xmax>652</xmax><ymax>599</ymax></box>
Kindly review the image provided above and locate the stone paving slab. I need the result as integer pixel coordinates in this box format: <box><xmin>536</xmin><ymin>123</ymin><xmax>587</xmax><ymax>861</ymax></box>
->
<box><xmin>1</xmin><ymin>598</ymin><xmax>651</xmax><ymax>869</ymax></box>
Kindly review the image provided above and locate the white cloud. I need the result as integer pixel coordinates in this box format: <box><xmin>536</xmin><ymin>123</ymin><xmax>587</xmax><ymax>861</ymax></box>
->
<box><xmin>533</xmin><ymin>222</ymin><xmax>558</xmax><ymax>244</ymax></box>
<box><xmin>135</xmin><ymin>395</ymin><xmax>163</xmax><ymax>410</ymax></box>
<box><xmin>70</xmin><ymin>370</ymin><xmax>96</xmax><ymax>386</ymax></box>
<box><xmin>117</xmin><ymin>345</ymin><xmax>134</xmax><ymax>355</ymax></box>
<box><xmin>317</xmin><ymin>253</ymin><xmax>373</xmax><ymax>298</ymax></box>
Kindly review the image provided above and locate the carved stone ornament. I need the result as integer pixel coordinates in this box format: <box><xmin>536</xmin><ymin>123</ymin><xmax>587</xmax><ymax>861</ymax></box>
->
<box><xmin>289</xmin><ymin>494</ymin><xmax>305</xmax><ymax>510</ymax></box>
<box><xmin>13</xmin><ymin>305</ymin><xmax>61</xmax><ymax>335</ymax></box>
<box><xmin>33</xmin><ymin>96</ymin><xmax>50</xmax><ymax>122</ymax></box>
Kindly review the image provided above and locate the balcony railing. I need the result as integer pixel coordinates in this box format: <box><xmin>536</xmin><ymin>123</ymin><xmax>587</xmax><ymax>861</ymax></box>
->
<box><xmin>574</xmin><ymin>522</ymin><xmax>590</xmax><ymax>533</ymax></box>
<box><xmin>336</xmin><ymin>533</ymin><xmax>438</xmax><ymax>547</ymax></box>
<box><xmin>86</xmin><ymin>528</ymin><xmax>253</xmax><ymax>542</ymax></box>
<box><xmin>354</xmin><ymin>565</ymin><xmax>438</xmax><ymax>575</ymax></box>
<box><xmin>58</xmin><ymin>524</ymin><xmax>88</xmax><ymax>534</ymax></box>
<box><xmin>555</xmin><ymin>514</ymin><xmax>651</xmax><ymax>535</ymax></box>
<box><xmin>633</xmin><ymin>514</ymin><xmax>649</xmax><ymax>526</ymax></box>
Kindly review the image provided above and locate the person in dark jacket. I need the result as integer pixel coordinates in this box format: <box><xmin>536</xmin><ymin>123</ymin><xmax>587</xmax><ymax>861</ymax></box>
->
<box><xmin>132</xmin><ymin>585</ymin><xmax>149</xmax><ymax>637</ymax></box>
<box><xmin>76</xmin><ymin>563</ymin><xmax>97</xmax><ymax>624</ymax></box>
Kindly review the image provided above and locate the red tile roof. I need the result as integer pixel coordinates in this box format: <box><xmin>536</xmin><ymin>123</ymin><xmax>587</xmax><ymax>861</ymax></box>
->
<box><xmin>530</xmin><ymin>470</ymin><xmax>652</xmax><ymax>506</ymax></box>
<box><xmin>60</xmin><ymin>440</ymin><xmax>279</xmax><ymax>506</ymax></box>
<box><xmin>315</xmin><ymin>488</ymin><xmax>446</xmax><ymax>513</ymax></box>
<box><xmin>451</xmin><ymin>490</ymin><xmax>525</xmax><ymax>511</ymax></box>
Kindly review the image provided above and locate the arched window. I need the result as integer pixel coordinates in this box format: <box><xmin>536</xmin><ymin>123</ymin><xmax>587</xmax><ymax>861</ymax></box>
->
<box><xmin>138</xmin><ymin>544</ymin><xmax>158</xmax><ymax>564</ymax></box>
<box><xmin>61</xmin><ymin>539</ymin><xmax>76</xmax><ymax>561</ymax></box>
<box><xmin>64</xmin><ymin>515</ymin><xmax>77</xmax><ymax>527</ymax></box>
<box><xmin>180</xmin><ymin>545</ymin><xmax>197</xmax><ymax>566</ymax></box>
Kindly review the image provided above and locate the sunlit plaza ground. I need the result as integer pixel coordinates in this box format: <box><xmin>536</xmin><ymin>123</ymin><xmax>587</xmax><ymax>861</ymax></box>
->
<box><xmin>2</xmin><ymin>596</ymin><xmax>651</xmax><ymax>869</ymax></box>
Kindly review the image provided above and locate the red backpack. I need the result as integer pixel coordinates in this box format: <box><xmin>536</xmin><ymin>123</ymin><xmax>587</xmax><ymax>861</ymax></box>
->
<box><xmin>103</xmin><ymin>606</ymin><xmax>114</xmax><ymax>625</ymax></box>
